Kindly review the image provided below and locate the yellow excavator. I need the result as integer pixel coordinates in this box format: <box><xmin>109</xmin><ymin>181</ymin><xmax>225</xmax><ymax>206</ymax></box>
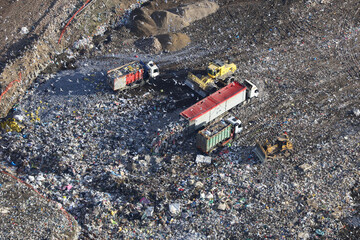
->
<box><xmin>253</xmin><ymin>133</ymin><xmax>293</xmax><ymax>162</ymax></box>
<box><xmin>185</xmin><ymin>60</ymin><xmax>237</xmax><ymax>97</ymax></box>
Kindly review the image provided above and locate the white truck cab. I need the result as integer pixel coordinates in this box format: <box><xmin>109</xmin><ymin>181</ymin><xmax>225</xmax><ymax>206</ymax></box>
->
<box><xmin>226</xmin><ymin>115</ymin><xmax>243</xmax><ymax>134</ymax></box>
<box><xmin>243</xmin><ymin>80</ymin><xmax>259</xmax><ymax>99</ymax></box>
<box><xmin>146</xmin><ymin>61</ymin><xmax>159</xmax><ymax>78</ymax></box>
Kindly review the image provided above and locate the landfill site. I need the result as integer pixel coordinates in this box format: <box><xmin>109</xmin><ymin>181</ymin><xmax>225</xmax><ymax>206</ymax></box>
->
<box><xmin>0</xmin><ymin>0</ymin><xmax>359</xmax><ymax>239</ymax></box>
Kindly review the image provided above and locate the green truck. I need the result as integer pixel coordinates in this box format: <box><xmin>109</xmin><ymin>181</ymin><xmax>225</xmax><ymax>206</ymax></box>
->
<box><xmin>196</xmin><ymin>115</ymin><xmax>243</xmax><ymax>153</ymax></box>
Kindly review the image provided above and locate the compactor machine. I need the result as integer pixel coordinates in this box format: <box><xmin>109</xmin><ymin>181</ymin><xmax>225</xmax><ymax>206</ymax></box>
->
<box><xmin>185</xmin><ymin>60</ymin><xmax>237</xmax><ymax>97</ymax></box>
<box><xmin>253</xmin><ymin>133</ymin><xmax>293</xmax><ymax>162</ymax></box>
<box><xmin>207</xmin><ymin>60</ymin><xmax>237</xmax><ymax>80</ymax></box>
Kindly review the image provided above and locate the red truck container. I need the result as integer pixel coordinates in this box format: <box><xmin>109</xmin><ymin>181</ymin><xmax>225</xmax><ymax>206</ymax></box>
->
<box><xmin>107</xmin><ymin>61</ymin><xmax>159</xmax><ymax>91</ymax></box>
<box><xmin>180</xmin><ymin>80</ymin><xmax>258</xmax><ymax>132</ymax></box>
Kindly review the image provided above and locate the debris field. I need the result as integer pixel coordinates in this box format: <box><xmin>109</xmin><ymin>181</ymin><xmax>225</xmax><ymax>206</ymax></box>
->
<box><xmin>0</xmin><ymin>0</ymin><xmax>359</xmax><ymax>239</ymax></box>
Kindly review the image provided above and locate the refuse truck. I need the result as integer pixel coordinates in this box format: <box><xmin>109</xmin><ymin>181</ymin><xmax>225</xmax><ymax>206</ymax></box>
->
<box><xmin>107</xmin><ymin>61</ymin><xmax>159</xmax><ymax>91</ymax></box>
<box><xmin>180</xmin><ymin>80</ymin><xmax>258</xmax><ymax>133</ymax></box>
<box><xmin>196</xmin><ymin>115</ymin><xmax>243</xmax><ymax>153</ymax></box>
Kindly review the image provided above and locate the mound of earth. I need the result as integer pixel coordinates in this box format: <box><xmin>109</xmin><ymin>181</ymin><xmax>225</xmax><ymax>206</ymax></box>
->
<box><xmin>134</xmin><ymin>37</ymin><xmax>162</xmax><ymax>54</ymax></box>
<box><xmin>168</xmin><ymin>0</ymin><xmax>219</xmax><ymax>22</ymax></box>
<box><xmin>135</xmin><ymin>33</ymin><xmax>191</xmax><ymax>53</ymax></box>
<box><xmin>130</xmin><ymin>7</ymin><xmax>159</xmax><ymax>37</ymax></box>
<box><xmin>151</xmin><ymin>10</ymin><xmax>189</xmax><ymax>33</ymax></box>
<box><xmin>131</xmin><ymin>0</ymin><xmax>219</xmax><ymax>37</ymax></box>
<box><xmin>156</xmin><ymin>33</ymin><xmax>191</xmax><ymax>52</ymax></box>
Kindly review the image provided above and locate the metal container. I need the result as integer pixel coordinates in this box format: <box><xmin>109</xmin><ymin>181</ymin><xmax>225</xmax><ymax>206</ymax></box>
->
<box><xmin>197</xmin><ymin>120</ymin><xmax>232</xmax><ymax>153</ymax></box>
<box><xmin>180</xmin><ymin>81</ymin><xmax>246</xmax><ymax>132</ymax></box>
<box><xmin>107</xmin><ymin>61</ymin><xmax>144</xmax><ymax>91</ymax></box>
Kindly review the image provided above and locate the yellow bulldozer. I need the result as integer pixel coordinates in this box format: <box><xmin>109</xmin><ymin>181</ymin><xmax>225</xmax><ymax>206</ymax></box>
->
<box><xmin>207</xmin><ymin>60</ymin><xmax>237</xmax><ymax>80</ymax></box>
<box><xmin>253</xmin><ymin>133</ymin><xmax>293</xmax><ymax>162</ymax></box>
<box><xmin>185</xmin><ymin>60</ymin><xmax>237</xmax><ymax>97</ymax></box>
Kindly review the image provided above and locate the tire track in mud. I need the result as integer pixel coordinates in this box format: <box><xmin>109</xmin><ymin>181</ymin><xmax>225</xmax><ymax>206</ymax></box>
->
<box><xmin>334</xmin><ymin>1</ymin><xmax>360</xmax><ymax>79</ymax></box>
<box><xmin>283</xmin><ymin>1</ymin><xmax>360</xmax><ymax>80</ymax></box>
<box><xmin>220</xmin><ymin>2</ymin><xmax>360</xmax><ymax>153</ymax></box>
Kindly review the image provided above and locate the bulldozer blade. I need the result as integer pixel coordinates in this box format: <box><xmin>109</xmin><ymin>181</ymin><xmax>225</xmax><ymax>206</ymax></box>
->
<box><xmin>253</xmin><ymin>142</ymin><xmax>267</xmax><ymax>163</ymax></box>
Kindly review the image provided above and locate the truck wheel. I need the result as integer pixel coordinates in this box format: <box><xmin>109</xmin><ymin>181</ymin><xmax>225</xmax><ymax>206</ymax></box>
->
<box><xmin>139</xmin><ymin>79</ymin><xmax>146</xmax><ymax>87</ymax></box>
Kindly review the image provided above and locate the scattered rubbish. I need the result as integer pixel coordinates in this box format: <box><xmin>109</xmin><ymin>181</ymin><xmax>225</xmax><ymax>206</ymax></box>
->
<box><xmin>73</xmin><ymin>36</ymin><xmax>93</xmax><ymax>50</ymax></box>
<box><xmin>20</xmin><ymin>27</ymin><xmax>29</xmax><ymax>35</ymax></box>
<box><xmin>315</xmin><ymin>229</ymin><xmax>325</xmax><ymax>236</ymax></box>
<box><xmin>299</xmin><ymin>163</ymin><xmax>312</xmax><ymax>171</ymax></box>
<box><xmin>0</xmin><ymin>118</ymin><xmax>24</xmax><ymax>133</ymax></box>
<box><xmin>36</xmin><ymin>174</ymin><xmax>45</xmax><ymax>182</ymax></box>
<box><xmin>195</xmin><ymin>155</ymin><xmax>212</xmax><ymax>164</ymax></box>
<box><xmin>63</xmin><ymin>185</ymin><xmax>73</xmax><ymax>191</ymax></box>
<box><xmin>0</xmin><ymin>0</ymin><xmax>359</xmax><ymax>239</ymax></box>
<box><xmin>217</xmin><ymin>201</ymin><xmax>230</xmax><ymax>211</ymax></box>
<box><xmin>169</xmin><ymin>203</ymin><xmax>181</xmax><ymax>216</ymax></box>
<box><xmin>140</xmin><ymin>197</ymin><xmax>151</xmax><ymax>205</ymax></box>
<box><xmin>144</xmin><ymin>206</ymin><xmax>154</xmax><ymax>218</ymax></box>
<box><xmin>353</xmin><ymin>108</ymin><xmax>360</xmax><ymax>117</ymax></box>
<box><xmin>13</xmin><ymin>115</ymin><xmax>24</xmax><ymax>122</ymax></box>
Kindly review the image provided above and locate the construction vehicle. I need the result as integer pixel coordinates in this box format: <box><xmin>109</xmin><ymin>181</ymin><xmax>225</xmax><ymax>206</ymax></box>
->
<box><xmin>185</xmin><ymin>60</ymin><xmax>237</xmax><ymax>97</ymax></box>
<box><xmin>107</xmin><ymin>61</ymin><xmax>159</xmax><ymax>91</ymax></box>
<box><xmin>252</xmin><ymin>133</ymin><xmax>293</xmax><ymax>162</ymax></box>
<box><xmin>196</xmin><ymin>115</ymin><xmax>243</xmax><ymax>154</ymax></box>
<box><xmin>180</xmin><ymin>80</ymin><xmax>258</xmax><ymax>133</ymax></box>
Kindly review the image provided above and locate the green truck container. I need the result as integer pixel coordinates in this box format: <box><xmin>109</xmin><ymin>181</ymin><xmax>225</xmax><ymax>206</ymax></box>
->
<box><xmin>196</xmin><ymin>115</ymin><xmax>242</xmax><ymax>153</ymax></box>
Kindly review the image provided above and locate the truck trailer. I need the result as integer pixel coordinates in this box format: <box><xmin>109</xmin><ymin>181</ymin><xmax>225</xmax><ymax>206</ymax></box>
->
<box><xmin>197</xmin><ymin>115</ymin><xmax>243</xmax><ymax>153</ymax></box>
<box><xmin>107</xmin><ymin>61</ymin><xmax>159</xmax><ymax>91</ymax></box>
<box><xmin>180</xmin><ymin>80</ymin><xmax>258</xmax><ymax>133</ymax></box>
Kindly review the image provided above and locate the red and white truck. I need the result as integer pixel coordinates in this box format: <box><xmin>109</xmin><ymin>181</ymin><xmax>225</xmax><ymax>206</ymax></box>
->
<box><xmin>180</xmin><ymin>80</ymin><xmax>258</xmax><ymax>133</ymax></box>
<box><xmin>107</xmin><ymin>61</ymin><xmax>159</xmax><ymax>91</ymax></box>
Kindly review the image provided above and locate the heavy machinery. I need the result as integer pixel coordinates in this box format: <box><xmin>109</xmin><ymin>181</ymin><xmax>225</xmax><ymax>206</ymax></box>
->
<box><xmin>185</xmin><ymin>60</ymin><xmax>237</xmax><ymax>97</ymax></box>
<box><xmin>196</xmin><ymin>115</ymin><xmax>243</xmax><ymax>154</ymax></box>
<box><xmin>207</xmin><ymin>60</ymin><xmax>237</xmax><ymax>79</ymax></box>
<box><xmin>107</xmin><ymin>61</ymin><xmax>159</xmax><ymax>91</ymax></box>
<box><xmin>253</xmin><ymin>133</ymin><xmax>293</xmax><ymax>162</ymax></box>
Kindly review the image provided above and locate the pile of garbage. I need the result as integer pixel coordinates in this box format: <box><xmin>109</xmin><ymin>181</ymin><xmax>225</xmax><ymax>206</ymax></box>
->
<box><xmin>0</xmin><ymin>0</ymin><xmax>359</xmax><ymax>239</ymax></box>
<box><xmin>0</xmin><ymin>169</ymin><xmax>79</xmax><ymax>239</ymax></box>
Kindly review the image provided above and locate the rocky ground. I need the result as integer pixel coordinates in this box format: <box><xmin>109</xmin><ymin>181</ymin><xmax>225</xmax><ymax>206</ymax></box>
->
<box><xmin>0</xmin><ymin>0</ymin><xmax>360</xmax><ymax>239</ymax></box>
